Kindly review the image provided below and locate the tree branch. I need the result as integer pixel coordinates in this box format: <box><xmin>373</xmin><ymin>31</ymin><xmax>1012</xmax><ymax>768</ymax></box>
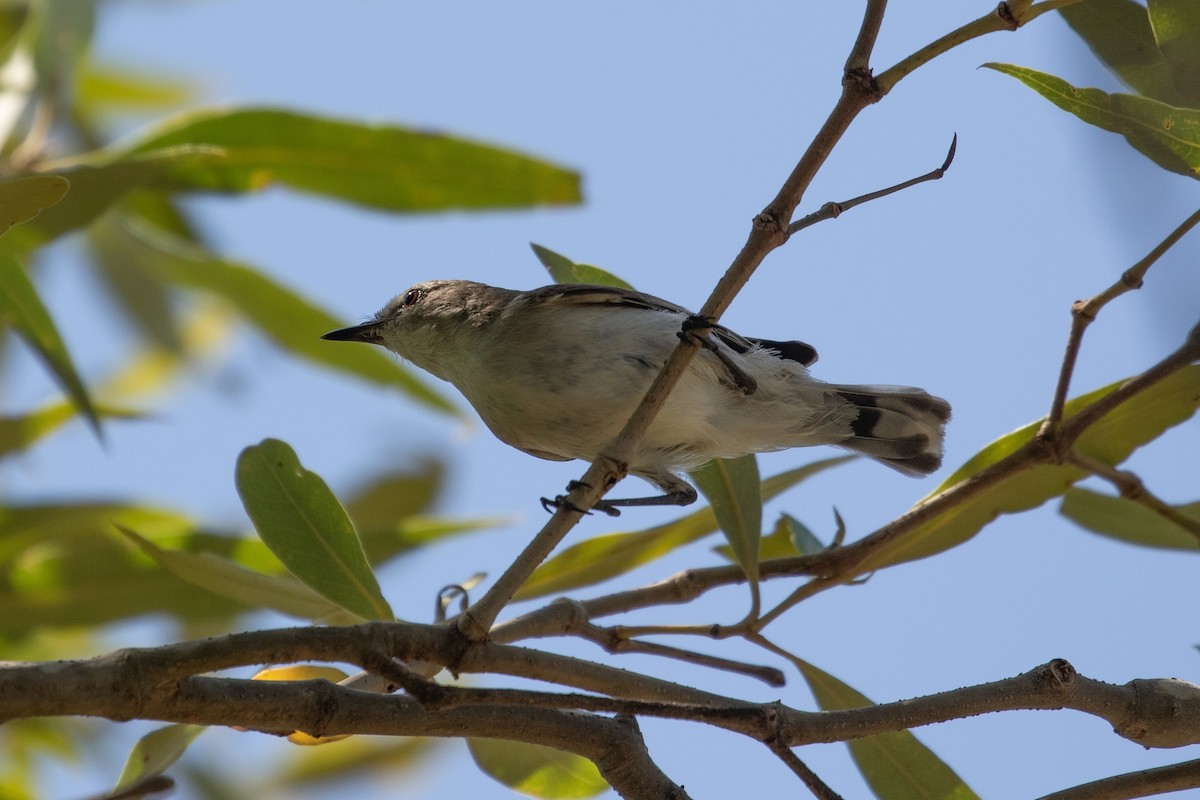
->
<box><xmin>459</xmin><ymin>0</ymin><xmax>965</xmax><ymax>641</ymax></box>
<box><xmin>7</xmin><ymin>647</ymin><xmax>1198</xmax><ymax>757</ymax></box>
<box><xmin>787</xmin><ymin>135</ymin><xmax>957</xmax><ymax>235</ymax></box>
<box><xmin>1040</xmin><ymin>206</ymin><xmax>1200</xmax><ymax>440</ymax></box>
<box><xmin>1037</xmin><ymin>758</ymin><xmax>1200</xmax><ymax>800</ymax></box>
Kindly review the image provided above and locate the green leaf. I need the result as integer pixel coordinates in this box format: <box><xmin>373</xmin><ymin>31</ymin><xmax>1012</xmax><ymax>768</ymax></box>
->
<box><xmin>342</xmin><ymin>462</ymin><xmax>444</xmax><ymax>533</ymax></box>
<box><xmin>0</xmin><ymin>503</ymin><xmax>254</xmax><ymax>635</ymax></box>
<box><xmin>862</xmin><ymin>366</ymin><xmax>1200</xmax><ymax>572</ymax></box>
<box><xmin>0</xmin><ymin>254</ymin><xmax>100</xmax><ymax>434</ymax></box>
<box><xmin>1060</xmin><ymin>0</ymin><xmax>1184</xmax><ymax>104</ymax></box>
<box><xmin>88</xmin><ymin>205</ymin><xmax>184</xmax><ymax>352</ymax></box>
<box><xmin>91</xmin><ymin>214</ymin><xmax>456</xmax><ymax>414</ymax></box>
<box><xmin>795</xmin><ymin>659</ymin><xmax>979</xmax><ymax>800</ymax></box>
<box><xmin>530</xmin><ymin>243</ymin><xmax>634</xmax><ymax>289</ymax></box>
<box><xmin>0</xmin><ymin>507</ymin><xmax>333</xmax><ymax>636</ymax></box>
<box><xmin>76</xmin><ymin>63</ymin><xmax>192</xmax><ymax>113</ymax></box>
<box><xmin>714</xmin><ymin>512</ymin><xmax>807</xmax><ymax>562</ymax></box>
<box><xmin>0</xmin><ymin>175</ymin><xmax>69</xmax><ymax>237</ymax></box>
<box><xmin>274</xmin><ymin>737</ymin><xmax>437</xmax><ymax>788</ymax></box>
<box><xmin>467</xmin><ymin>739</ymin><xmax>607</xmax><ymax>799</ymax></box>
<box><xmin>515</xmin><ymin>456</ymin><xmax>853</xmax><ymax>600</ymax></box>
<box><xmin>235</xmin><ymin>438</ymin><xmax>393</xmax><ymax>621</ymax></box>
<box><xmin>116</xmin><ymin>526</ymin><xmax>360</xmax><ymax>622</ymax></box>
<box><xmin>115</xmin><ymin>724</ymin><xmax>206</xmax><ymax>789</ymax></box>
<box><xmin>0</xmin><ymin>401</ymin><xmax>139</xmax><ymax>459</ymax></box>
<box><xmin>984</xmin><ymin>63</ymin><xmax>1200</xmax><ymax>178</ymax></box>
<box><xmin>1148</xmin><ymin>0</ymin><xmax>1200</xmax><ymax>106</ymax></box>
<box><xmin>1060</xmin><ymin>488</ymin><xmax>1200</xmax><ymax>551</ymax></box>
<box><xmin>9</xmin><ymin>147</ymin><xmax>222</xmax><ymax>250</ymax></box>
<box><xmin>118</xmin><ymin>108</ymin><xmax>582</xmax><ymax>212</ymax></box>
<box><xmin>782</xmin><ymin>512</ymin><xmax>826</xmax><ymax>556</ymax></box>
<box><xmin>690</xmin><ymin>455</ymin><xmax>762</xmax><ymax>584</ymax></box>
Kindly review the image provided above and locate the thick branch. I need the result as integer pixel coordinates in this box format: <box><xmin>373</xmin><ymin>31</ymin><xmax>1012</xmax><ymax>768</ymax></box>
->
<box><xmin>6</xmin><ymin>649</ymin><xmax>1198</xmax><ymax>755</ymax></box>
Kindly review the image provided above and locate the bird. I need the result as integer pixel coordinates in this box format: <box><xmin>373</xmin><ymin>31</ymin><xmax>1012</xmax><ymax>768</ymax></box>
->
<box><xmin>323</xmin><ymin>280</ymin><xmax>950</xmax><ymax>515</ymax></box>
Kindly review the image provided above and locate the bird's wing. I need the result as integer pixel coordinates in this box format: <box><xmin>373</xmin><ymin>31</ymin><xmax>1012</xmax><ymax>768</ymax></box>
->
<box><xmin>525</xmin><ymin>284</ymin><xmax>819</xmax><ymax>367</ymax></box>
<box><xmin>522</xmin><ymin>284</ymin><xmax>692</xmax><ymax>315</ymax></box>
<box><xmin>733</xmin><ymin>336</ymin><xmax>819</xmax><ymax>367</ymax></box>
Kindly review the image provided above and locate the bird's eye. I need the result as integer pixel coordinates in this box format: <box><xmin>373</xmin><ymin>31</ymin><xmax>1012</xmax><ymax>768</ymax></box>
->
<box><xmin>402</xmin><ymin>288</ymin><xmax>422</xmax><ymax>307</ymax></box>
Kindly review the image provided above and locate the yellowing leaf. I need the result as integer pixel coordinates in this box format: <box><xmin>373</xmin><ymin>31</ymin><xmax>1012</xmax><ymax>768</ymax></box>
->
<box><xmin>468</xmin><ymin>739</ymin><xmax>607</xmax><ymax>799</ymax></box>
<box><xmin>863</xmin><ymin>366</ymin><xmax>1200</xmax><ymax>571</ymax></box>
<box><xmin>0</xmin><ymin>174</ymin><xmax>69</xmax><ymax>236</ymax></box>
<box><xmin>115</xmin><ymin>724</ymin><xmax>205</xmax><ymax>789</ymax></box>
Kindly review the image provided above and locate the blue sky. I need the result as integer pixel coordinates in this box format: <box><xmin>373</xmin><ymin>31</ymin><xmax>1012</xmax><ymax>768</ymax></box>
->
<box><xmin>11</xmin><ymin>2</ymin><xmax>1199</xmax><ymax>798</ymax></box>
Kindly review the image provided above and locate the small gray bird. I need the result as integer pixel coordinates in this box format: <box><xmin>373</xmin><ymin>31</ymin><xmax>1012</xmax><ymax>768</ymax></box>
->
<box><xmin>323</xmin><ymin>281</ymin><xmax>950</xmax><ymax>514</ymax></box>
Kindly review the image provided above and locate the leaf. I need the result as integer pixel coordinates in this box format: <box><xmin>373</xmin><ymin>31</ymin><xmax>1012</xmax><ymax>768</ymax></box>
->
<box><xmin>690</xmin><ymin>455</ymin><xmax>762</xmax><ymax>584</ymax></box>
<box><xmin>91</xmin><ymin>215</ymin><xmax>456</xmax><ymax>414</ymax></box>
<box><xmin>116</xmin><ymin>526</ymin><xmax>359</xmax><ymax>622</ymax></box>
<box><xmin>515</xmin><ymin>456</ymin><xmax>853</xmax><ymax>600</ymax></box>
<box><xmin>0</xmin><ymin>175</ymin><xmax>69</xmax><ymax>236</ymax></box>
<box><xmin>795</xmin><ymin>659</ymin><xmax>979</xmax><ymax>800</ymax></box>
<box><xmin>235</xmin><ymin>438</ymin><xmax>393</xmax><ymax>621</ymax></box>
<box><xmin>342</xmin><ymin>462</ymin><xmax>444</xmax><ymax>533</ymax></box>
<box><xmin>250</xmin><ymin>665</ymin><xmax>354</xmax><ymax>745</ymax></box>
<box><xmin>0</xmin><ymin>503</ymin><xmax>259</xmax><ymax>635</ymax></box>
<box><xmin>715</xmin><ymin>512</ymin><xmax>807</xmax><ymax>562</ymax></box>
<box><xmin>0</xmin><ymin>254</ymin><xmax>100</xmax><ymax>434</ymax></box>
<box><xmin>1059</xmin><ymin>0</ymin><xmax>1184</xmax><ymax>104</ymax></box>
<box><xmin>76</xmin><ymin>63</ymin><xmax>192</xmax><ymax>113</ymax></box>
<box><xmin>467</xmin><ymin>739</ymin><xmax>607</xmax><ymax>799</ymax></box>
<box><xmin>1060</xmin><ymin>488</ymin><xmax>1200</xmax><ymax>551</ymax></box>
<box><xmin>0</xmin><ymin>401</ymin><xmax>139</xmax><ymax>459</ymax></box>
<box><xmin>118</xmin><ymin>107</ymin><xmax>582</xmax><ymax>212</ymax></box>
<box><xmin>785</xmin><ymin>512</ymin><xmax>828</xmax><ymax>555</ymax></box>
<box><xmin>862</xmin><ymin>366</ymin><xmax>1200</xmax><ymax>572</ymax></box>
<box><xmin>530</xmin><ymin>243</ymin><xmax>634</xmax><ymax>289</ymax></box>
<box><xmin>984</xmin><ymin>63</ymin><xmax>1200</xmax><ymax>178</ymax></box>
<box><xmin>274</xmin><ymin>736</ymin><xmax>436</xmax><ymax>787</ymax></box>
<box><xmin>88</xmin><ymin>209</ymin><xmax>184</xmax><ymax>353</ymax></box>
<box><xmin>114</xmin><ymin>724</ymin><xmax>206</xmax><ymax>789</ymax></box>
<box><xmin>10</xmin><ymin>147</ymin><xmax>222</xmax><ymax>250</ymax></box>
<box><xmin>1148</xmin><ymin>0</ymin><xmax>1200</xmax><ymax>106</ymax></box>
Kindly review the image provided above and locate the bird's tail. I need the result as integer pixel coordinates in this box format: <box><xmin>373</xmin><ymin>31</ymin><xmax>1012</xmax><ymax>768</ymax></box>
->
<box><xmin>830</xmin><ymin>385</ymin><xmax>951</xmax><ymax>477</ymax></box>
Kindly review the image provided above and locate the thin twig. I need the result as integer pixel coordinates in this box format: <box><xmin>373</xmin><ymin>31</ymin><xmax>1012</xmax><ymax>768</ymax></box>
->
<box><xmin>576</xmin><ymin>620</ymin><xmax>785</xmax><ymax>686</ymax></box>
<box><xmin>463</xmin><ymin>0</ymin><xmax>1101</xmax><ymax>644</ymax></box>
<box><xmin>766</xmin><ymin>734</ymin><xmax>846</xmax><ymax>800</ymax></box>
<box><xmin>788</xmin><ymin>134</ymin><xmax>957</xmax><ymax>235</ymax></box>
<box><xmin>1056</xmin><ymin>318</ymin><xmax>1200</xmax><ymax>449</ymax></box>
<box><xmin>1036</xmin><ymin>757</ymin><xmax>1200</xmax><ymax>800</ymax></box>
<box><xmin>1040</xmin><ymin>207</ymin><xmax>1200</xmax><ymax>441</ymax></box>
<box><xmin>1066</xmin><ymin>451</ymin><xmax>1200</xmax><ymax>545</ymax></box>
<box><xmin>458</xmin><ymin>0</ymin><xmax>892</xmax><ymax>642</ymax></box>
<box><xmin>875</xmin><ymin>0</ymin><xmax>1088</xmax><ymax>95</ymax></box>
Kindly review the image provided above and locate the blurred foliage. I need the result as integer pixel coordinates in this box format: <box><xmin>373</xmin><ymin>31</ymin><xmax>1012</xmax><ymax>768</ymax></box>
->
<box><xmin>989</xmin><ymin>0</ymin><xmax>1200</xmax><ymax>178</ymax></box>
<box><xmin>1</xmin><ymin>2</ymin><xmax>1199</xmax><ymax>800</ymax></box>
<box><xmin>0</xmin><ymin>0</ymin><xmax>578</xmax><ymax>794</ymax></box>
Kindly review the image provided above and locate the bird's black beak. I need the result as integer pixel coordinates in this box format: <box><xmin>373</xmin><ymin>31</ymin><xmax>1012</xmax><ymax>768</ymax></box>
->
<box><xmin>321</xmin><ymin>321</ymin><xmax>383</xmax><ymax>343</ymax></box>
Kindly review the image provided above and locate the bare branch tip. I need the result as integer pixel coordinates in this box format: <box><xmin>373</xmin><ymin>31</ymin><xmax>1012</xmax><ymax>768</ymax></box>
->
<box><xmin>941</xmin><ymin>133</ymin><xmax>958</xmax><ymax>172</ymax></box>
